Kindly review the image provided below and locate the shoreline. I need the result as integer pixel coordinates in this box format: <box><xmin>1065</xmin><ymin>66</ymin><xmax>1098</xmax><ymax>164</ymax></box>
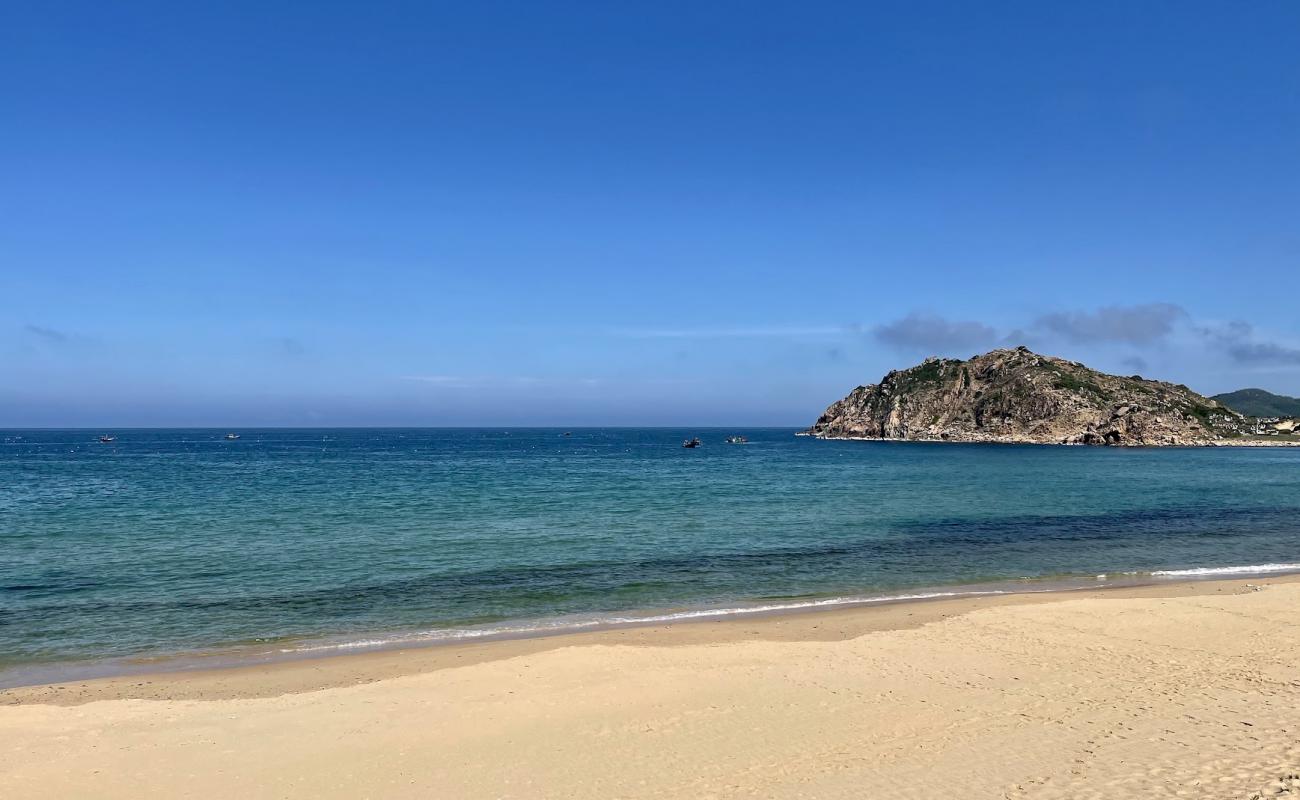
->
<box><xmin>1</xmin><ymin>568</ymin><xmax>1294</xmax><ymax>695</ymax></box>
<box><xmin>0</xmin><ymin>573</ymin><xmax>1122</xmax><ymax>692</ymax></box>
<box><xmin>6</xmin><ymin>571</ymin><xmax>1298</xmax><ymax>706</ymax></box>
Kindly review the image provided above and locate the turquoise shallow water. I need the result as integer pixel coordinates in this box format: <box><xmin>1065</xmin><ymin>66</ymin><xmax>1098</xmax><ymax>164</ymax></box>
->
<box><xmin>2</xmin><ymin>428</ymin><xmax>1299</xmax><ymax>681</ymax></box>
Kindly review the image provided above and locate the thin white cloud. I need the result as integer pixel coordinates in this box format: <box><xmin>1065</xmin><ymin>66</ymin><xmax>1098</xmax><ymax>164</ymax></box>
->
<box><xmin>401</xmin><ymin>375</ymin><xmax>473</xmax><ymax>385</ymax></box>
<box><xmin>613</xmin><ymin>325</ymin><xmax>854</xmax><ymax>339</ymax></box>
<box><xmin>400</xmin><ymin>375</ymin><xmax>606</xmax><ymax>389</ymax></box>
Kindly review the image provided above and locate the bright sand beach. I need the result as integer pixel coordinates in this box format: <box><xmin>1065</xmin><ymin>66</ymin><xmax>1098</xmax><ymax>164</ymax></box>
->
<box><xmin>3</xmin><ymin>576</ymin><xmax>1299</xmax><ymax>799</ymax></box>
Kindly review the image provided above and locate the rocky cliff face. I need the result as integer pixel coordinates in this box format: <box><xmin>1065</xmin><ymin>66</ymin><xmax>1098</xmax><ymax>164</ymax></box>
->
<box><xmin>806</xmin><ymin>347</ymin><xmax>1249</xmax><ymax>446</ymax></box>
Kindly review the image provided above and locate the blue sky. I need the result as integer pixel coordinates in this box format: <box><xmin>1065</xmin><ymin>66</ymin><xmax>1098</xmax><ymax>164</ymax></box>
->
<box><xmin>4</xmin><ymin>1</ymin><xmax>1299</xmax><ymax>426</ymax></box>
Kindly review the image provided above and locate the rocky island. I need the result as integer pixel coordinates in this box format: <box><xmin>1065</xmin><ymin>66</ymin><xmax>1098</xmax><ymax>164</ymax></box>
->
<box><xmin>805</xmin><ymin>347</ymin><xmax>1294</xmax><ymax>446</ymax></box>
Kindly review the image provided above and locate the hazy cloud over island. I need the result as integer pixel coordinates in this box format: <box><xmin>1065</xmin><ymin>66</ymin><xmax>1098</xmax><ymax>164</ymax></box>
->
<box><xmin>869</xmin><ymin>304</ymin><xmax>1300</xmax><ymax>375</ymax></box>
<box><xmin>872</xmin><ymin>313</ymin><xmax>1003</xmax><ymax>353</ymax></box>
<box><xmin>1032</xmin><ymin>304</ymin><xmax>1187</xmax><ymax>346</ymax></box>
<box><xmin>1198</xmin><ymin>321</ymin><xmax>1300</xmax><ymax>366</ymax></box>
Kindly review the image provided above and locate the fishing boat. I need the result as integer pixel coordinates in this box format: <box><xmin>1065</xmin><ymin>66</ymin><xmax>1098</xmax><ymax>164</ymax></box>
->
<box><xmin>98</xmin><ymin>435</ymin><xmax>116</xmax><ymax>443</ymax></box>
<box><xmin>225</xmin><ymin>433</ymin><xmax>240</xmax><ymax>440</ymax></box>
<box><xmin>725</xmin><ymin>435</ymin><xmax>748</xmax><ymax>444</ymax></box>
<box><xmin>682</xmin><ymin>437</ymin><xmax>701</xmax><ymax>448</ymax></box>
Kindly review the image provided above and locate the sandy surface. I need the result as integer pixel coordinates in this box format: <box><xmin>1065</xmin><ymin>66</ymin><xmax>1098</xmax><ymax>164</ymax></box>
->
<box><xmin>3</xmin><ymin>577</ymin><xmax>1299</xmax><ymax>799</ymax></box>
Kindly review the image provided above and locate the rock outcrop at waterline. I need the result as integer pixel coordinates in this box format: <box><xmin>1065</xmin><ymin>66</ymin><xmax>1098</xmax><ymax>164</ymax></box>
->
<box><xmin>805</xmin><ymin>347</ymin><xmax>1252</xmax><ymax>446</ymax></box>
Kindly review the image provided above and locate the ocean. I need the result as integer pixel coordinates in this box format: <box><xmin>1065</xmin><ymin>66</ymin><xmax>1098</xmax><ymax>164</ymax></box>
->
<box><xmin>2</xmin><ymin>428</ymin><xmax>1298</xmax><ymax>686</ymax></box>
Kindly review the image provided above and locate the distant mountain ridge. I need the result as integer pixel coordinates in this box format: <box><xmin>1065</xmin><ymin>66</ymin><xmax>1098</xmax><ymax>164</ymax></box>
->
<box><xmin>1211</xmin><ymin>388</ymin><xmax>1300</xmax><ymax>418</ymax></box>
<box><xmin>806</xmin><ymin>347</ymin><xmax>1254</xmax><ymax>446</ymax></box>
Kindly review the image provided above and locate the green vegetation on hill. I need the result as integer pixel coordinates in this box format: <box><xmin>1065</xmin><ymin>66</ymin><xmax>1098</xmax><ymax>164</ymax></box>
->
<box><xmin>1050</xmin><ymin>369</ymin><xmax>1105</xmax><ymax>399</ymax></box>
<box><xmin>1211</xmin><ymin>388</ymin><xmax>1300</xmax><ymax>418</ymax></box>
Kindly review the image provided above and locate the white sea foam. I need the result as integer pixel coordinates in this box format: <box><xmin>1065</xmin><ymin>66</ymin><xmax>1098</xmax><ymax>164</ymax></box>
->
<box><xmin>1095</xmin><ymin>563</ymin><xmax>1300</xmax><ymax>579</ymax></box>
<box><xmin>1149</xmin><ymin>563</ymin><xmax>1300</xmax><ymax>577</ymax></box>
<box><xmin>278</xmin><ymin>587</ymin><xmax>1087</xmax><ymax>655</ymax></box>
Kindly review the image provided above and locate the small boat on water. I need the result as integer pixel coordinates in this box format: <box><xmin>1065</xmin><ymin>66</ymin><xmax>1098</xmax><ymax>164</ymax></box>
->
<box><xmin>98</xmin><ymin>435</ymin><xmax>116</xmax><ymax>443</ymax></box>
<box><xmin>224</xmin><ymin>433</ymin><xmax>240</xmax><ymax>440</ymax></box>
<box><xmin>682</xmin><ymin>437</ymin><xmax>701</xmax><ymax>448</ymax></box>
<box><xmin>724</xmin><ymin>435</ymin><xmax>748</xmax><ymax>444</ymax></box>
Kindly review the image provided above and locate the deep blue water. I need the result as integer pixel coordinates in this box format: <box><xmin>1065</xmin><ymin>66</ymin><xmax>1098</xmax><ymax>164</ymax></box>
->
<box><xmin>2</xmin><ymin>428</ymin><xmax>1299</xmax><ymax>679</ymax></box>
